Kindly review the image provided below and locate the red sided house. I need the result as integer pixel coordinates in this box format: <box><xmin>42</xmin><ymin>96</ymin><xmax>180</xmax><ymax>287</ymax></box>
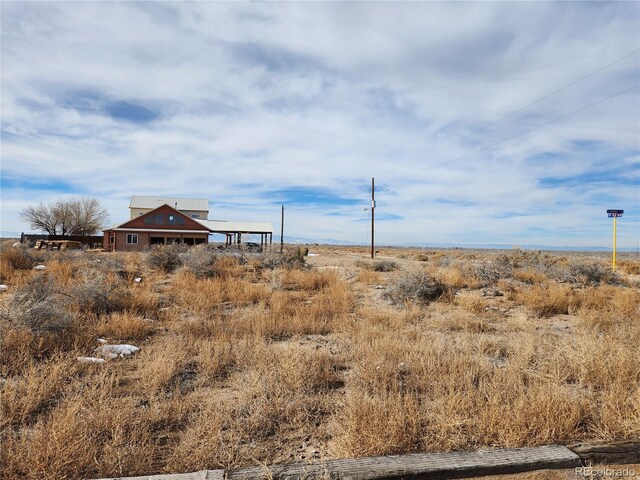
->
<box><xmin>103</xmin><ymin>204</ymin><xmax>209</xmax><ymax>252</ymax></box>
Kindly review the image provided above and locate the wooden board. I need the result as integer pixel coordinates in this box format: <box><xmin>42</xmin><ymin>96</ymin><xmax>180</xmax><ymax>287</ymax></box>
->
<box><xmin>96</xmin><ymin>441</ymin><xmax>640</xmax><ymax>480</ymax></box>
<box><xmin>227</xmin><ymin>445</ymin><xmax>580</xmax><ymax>480</ymax></box>
<box><xmin>92</xmin><ymin>469</ymin><xmax>223</xmax><ymax>480</ymax></box>
<box><xmin>569</xmin><ymin>440</ymin><xmax>640</xmax><ymax>465</ymax></box>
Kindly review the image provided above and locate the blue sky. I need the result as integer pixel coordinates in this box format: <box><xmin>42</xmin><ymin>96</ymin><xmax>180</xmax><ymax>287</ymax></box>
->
<box><xmin>1</xmin><ymin>2</ymin><xmax>639</xmax><ymax>247</ymax></box>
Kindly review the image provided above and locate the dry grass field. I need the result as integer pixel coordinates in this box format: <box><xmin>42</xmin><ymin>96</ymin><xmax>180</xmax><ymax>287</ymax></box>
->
<box><xmin>1</xmin><ymin>241</ymin><xmax>639</xmax><ymax>479</ymax></box>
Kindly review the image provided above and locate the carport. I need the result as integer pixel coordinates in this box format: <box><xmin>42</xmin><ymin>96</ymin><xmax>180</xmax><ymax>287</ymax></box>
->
<box><xmin>196</xmin><ymin>220</ymin><xmax>274</xmax><ymax>247</ymax></box>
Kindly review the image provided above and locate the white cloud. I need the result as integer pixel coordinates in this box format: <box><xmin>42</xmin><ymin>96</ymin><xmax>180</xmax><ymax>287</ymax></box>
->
<box><xmin>1</xmin><ymin>1</ymin><xmax>638</xmax><ymax>247</ymax></box>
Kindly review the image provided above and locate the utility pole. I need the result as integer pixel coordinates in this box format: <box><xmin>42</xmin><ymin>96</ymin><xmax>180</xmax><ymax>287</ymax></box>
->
<box><xmin>280</xmin><ymin>205</ymin><xmax>285</xmax><ymax>253</ymax></box>
<box><xmin>371</xmin><ymin>177</ymin><xmax>375</xmax><ymax>259</ymax></box>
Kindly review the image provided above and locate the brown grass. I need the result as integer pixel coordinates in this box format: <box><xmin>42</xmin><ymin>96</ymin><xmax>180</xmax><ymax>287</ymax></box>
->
<box><xmin>511</xmin><ymin>268</ymin><xmax>548</xmax><ymax>284</ymax></box>
<box><xmin>618</xmin><ymin>260</ymin><xmax>640</xmax><ymax>275</ymax></box>
<box><xmin>1</xmin><ymin>355</ymin><xmax>81</xmax><ymax>429</ymax></box>
<box><xmin>434</xmin><ymin>264</ymin><xmax>482</xmax><ymax>289</ymax></box>
<box><xmin>356</xmin><ymin>268</ymin><xmax>384</xmax><ymax>284</ymax></box>
<box><xmin>281</xmin><ymin>268</ymin><xmax>336</xmax><ymax>291</ymax></box>
<box><xmin>1</xmin><ymin>246</ymin><xmax>638</xmax><ymax>479</ymax></box>
<box><xmin>515</xmin><ymin>283</ymin><xmax>575</xmax><ymax>317</ymax></box>
<box><xmin>98</xmin><ymin>312</ymin><xmax>155</xmax><ymax>341</ymax></box>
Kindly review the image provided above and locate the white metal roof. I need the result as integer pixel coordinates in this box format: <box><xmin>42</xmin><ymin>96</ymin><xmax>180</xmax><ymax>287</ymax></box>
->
<box><xmin>196</xmin><ymin>219</ymin><xmax>273</xmax><ymax>234</ymax></box>
<box><xmin>129</xmin><ymin>195</ymin><xmax>209</xmax><ymax>212</ymax></box>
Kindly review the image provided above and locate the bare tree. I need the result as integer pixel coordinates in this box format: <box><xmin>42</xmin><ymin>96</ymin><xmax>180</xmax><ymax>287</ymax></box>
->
<box><xmin>20</xmin><ymin>198</ymin><xmax>110</xmax><ymax>236</ymax></box>
<box><xmin>19</xmin><ymin>203</ymin><xmax>60</xmax><ymax>235</ymax></box>
<box><xmin>68</xmin><ymin>198</ymin><xmax>110</xmax><ymax>236</ymax></box>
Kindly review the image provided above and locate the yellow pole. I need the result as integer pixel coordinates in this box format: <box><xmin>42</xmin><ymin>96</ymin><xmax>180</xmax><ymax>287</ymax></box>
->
<box><xmin>612</xmin><ymin>215</ymin><xmax>617</xmax><ymax>270</ymax></box>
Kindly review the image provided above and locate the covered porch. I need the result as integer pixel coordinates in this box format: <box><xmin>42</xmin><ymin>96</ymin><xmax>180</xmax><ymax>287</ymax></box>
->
<box><xmin>197</xmin><ymin>220</ymin><xmax>274</xmax><ymax>249</ymax></box>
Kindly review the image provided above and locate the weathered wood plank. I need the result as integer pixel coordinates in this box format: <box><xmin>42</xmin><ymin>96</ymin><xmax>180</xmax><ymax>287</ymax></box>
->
<box><xmin>569</xmin><ymin>440</ymin><xmax>640</xmax><ymax>465</ymax></box>
<box><xmin>91</xmin><ymin>469</ymin><xmax>223</xmax><ymax>480</ymax></box>
<box><xmin>226</xmin><ymin>445</ymin><xmax>580</xmax><ymax>480</ymax></box>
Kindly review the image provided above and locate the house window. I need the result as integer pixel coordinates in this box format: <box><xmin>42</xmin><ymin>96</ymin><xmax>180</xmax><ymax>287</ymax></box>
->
<box><xmin>168</xmin><ymin>214</ymin><xmax>185</xmax><ymax>225</ymax></box>
<box><xmin>191</xmin><ymin>214</ymin><xmax>200</xmax><ymax>218</ymax></box>
<box><xmin>126</xmin><ymin>234</ymin><xmax>138</xmax><ymax>244</ymax></box>
<box><xmin>144</xmin><ymin>216</ymin><xmax>154</xmax><ymax>225</ymax></box>
<box><xmin>154</xmin><ymin>214</ymin><xmax>164</xmax><ymax>225</ymax></box>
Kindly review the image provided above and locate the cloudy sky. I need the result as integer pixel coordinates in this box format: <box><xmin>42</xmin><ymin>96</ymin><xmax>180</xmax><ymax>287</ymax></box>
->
<box><xmin>1</xmin><ymin>1</ymin><xmax>639</xmax><ymax>247</ymax></box>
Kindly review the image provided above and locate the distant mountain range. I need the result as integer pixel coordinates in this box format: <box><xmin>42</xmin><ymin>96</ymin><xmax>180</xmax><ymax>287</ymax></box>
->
<box><xmin>281</xmin><ymin>236</ymin><xmax>639</xmax><ymax>253</ymax></box>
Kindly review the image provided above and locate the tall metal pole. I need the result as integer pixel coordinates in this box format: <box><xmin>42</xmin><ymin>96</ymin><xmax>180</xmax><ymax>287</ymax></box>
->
<box><xmin>371</xmin><ymin>177</ymin><xmax>375</xmax><ymax>259</ymax></box>
<box><xmin>607</xmin><ymin>209</ymin><xmax>623</xmax><ymax>269</ymax></box>
<box><xmin>613</xmin><ymin>215</ymin><xmax>617</xmax><ymax>271</ymax></box>
<box><xmin>280</xmin><ymin>205</ymin><xmax>284</xmax><ymax>253</ymax></box>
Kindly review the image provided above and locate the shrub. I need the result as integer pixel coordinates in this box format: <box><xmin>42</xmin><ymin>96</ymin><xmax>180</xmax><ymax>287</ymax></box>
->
<box><xmin>257</xmin><ymin>248</ymin><xmax>307</xmax><ymax>270</ymax></box>
<box><xmin>180</xmin><ymin>246</ymin><xmax>219</xmax><ymax>278</ymax></box>
<box><xmin>146</xmin><ymin>245</ymin><xmax>184</xmax><ymax>273</ymax></box>
<box><xmin>499</xmin><ymin>249</ymin><xmax>559</xmax><ymax>270</ymax></box>
<box><xmin>70</xmin><ymin>270</ymin><xmax>131</xmax><ymax>316</ymax></box>
<box><xmin>437</xmin><ymin>256</ymin><xmax>453</xmax><ymax>267</ymax></box>
<box><xmin>564</xmin><ymin>262</ymin><xmax>620</xmax><ymax>287</ymax></box>
<box><xmin>386</xmin><ymin>271</ymin><xmax>447</xmax><ymax>305</ymax></box>
<box><xmin>1</xmin><ymin>275</ymin><xmax>68</xmax><ymax>334</ymax></box>
<box><xmin>355</xmin><ymin>260</ymin><xmax>369</xmax><ymax>269</ymax></box>
<box><xmin>356</xmin><ymin>260</ymin><xmax>398</xmax><ymax>272</ymax></box>
<box><xmin>500</xmin><ymin>249</ymin><xmax>541</xmax><ymax>269</ymax></box>
<box><xmin>99</xmin><ymin>254</ymin><xmax>126</xmax><ymax>273</ymax></box>
<box><xmin>373</xmin><ymin>260</ymin><xmax>399</xmax><ymax>272</ymax></box>
<box><xmin>474</xmin><ymin>262</ymin><xmax>512</xmax><ymax>286</ymax></box>
<box><xmin>491</xmin><ymin>249</ymin><xmax>567</xmax><ymax>281</ymax></box>
<box><xmin>0</xmin><ymin>245</ymin><xmax>36</xmax><ymax>270</ymax></box>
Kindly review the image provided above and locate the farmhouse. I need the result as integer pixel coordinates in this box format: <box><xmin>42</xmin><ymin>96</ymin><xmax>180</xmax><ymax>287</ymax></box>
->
<box><xmin>103</xmin><ymin>196</ymin><xmax>273</xmax><ymax>252</ymax></box>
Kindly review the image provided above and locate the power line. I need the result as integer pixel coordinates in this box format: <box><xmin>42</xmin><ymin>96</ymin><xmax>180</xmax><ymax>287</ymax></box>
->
<box><xmin>397</xmin><ymin>48</ymin><xmax>639</xmax><ymax>169</ymax></box>
<box><xmin>455</xmin><ymin>49</ymin><xmax>640</xmax><ymax>138</ymax></box>
<box><xmin>412</xmin><ymin>83</ymin><xmax>640</xmax><ymax>175</ymax></box>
